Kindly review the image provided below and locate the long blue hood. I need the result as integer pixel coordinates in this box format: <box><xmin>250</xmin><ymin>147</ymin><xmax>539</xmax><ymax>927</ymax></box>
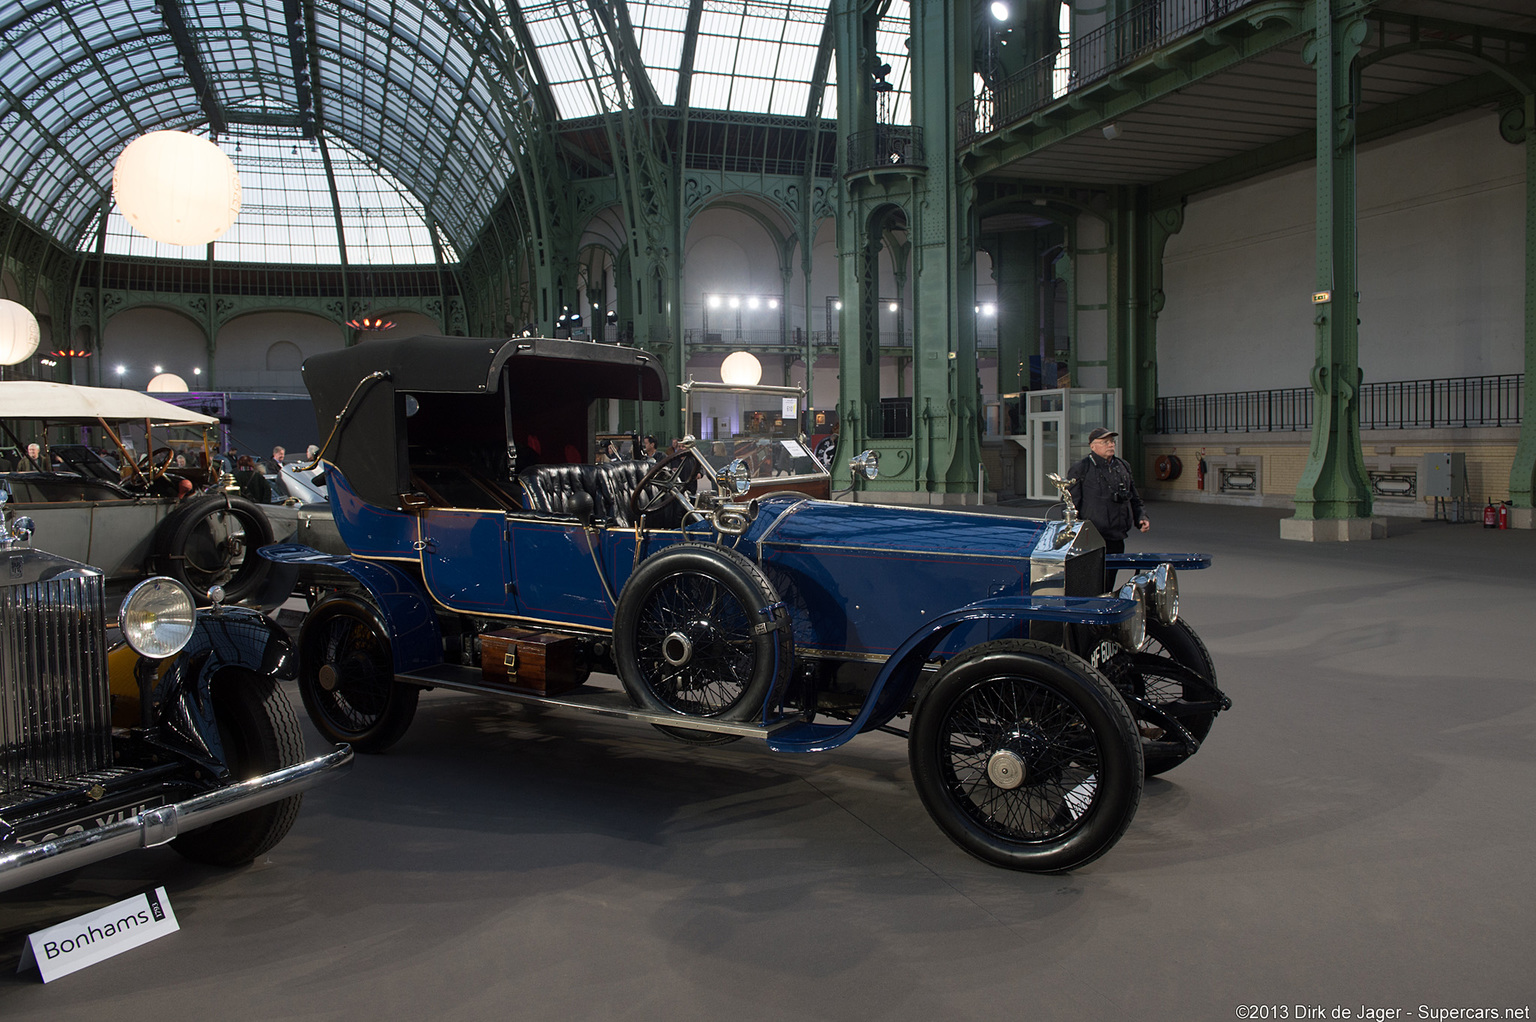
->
<box><xmin>743</xmin><ymin>499</ymin><xmax>1061</xmax><ymax>657</ymax></box>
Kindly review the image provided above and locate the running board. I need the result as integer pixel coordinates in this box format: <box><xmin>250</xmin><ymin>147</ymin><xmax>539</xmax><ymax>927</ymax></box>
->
<box><xmin>396</xmin><ymin>662</ymin><xmax>806</xmax><ymax>738</ymax></box>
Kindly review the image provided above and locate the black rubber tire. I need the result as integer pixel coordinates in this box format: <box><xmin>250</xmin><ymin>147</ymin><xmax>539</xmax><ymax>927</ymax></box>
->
<box><xmin>172</xmin><ymin>670</ymin><xmax>306</xmax><ymax>866</ymax></box>
<box><xmin>613</xmin><ymin>543</ymin><xmax>792</xmax><ymax>733</ymax></box>
<box><xmin>153</xmin><ymin>493</ymin><xmax>274</xmax><ymax>603</ymax></box>
<box><xmin>909</xmin><ymin>639</ymin><xmax>1143</xmax><ymax>873</ymax></box>
<box><xmin>1137</xmin><ymin>618</ymin><xmax>1221</xmax><ymax>777</ymax></box>
<box><xmin>298</xmin><ymin>595</ymin><xmax>419</xmax><ymax>753</ymax></box>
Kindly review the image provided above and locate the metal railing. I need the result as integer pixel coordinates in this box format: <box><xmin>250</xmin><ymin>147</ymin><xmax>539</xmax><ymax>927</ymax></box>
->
<box><xmin>1155</xmin><ymin>374</ymin><xmax>1524</xmax><ymax>433</ymax></box>
<box><xmin>959</xmin><ymin>0</ymin><xmax>1252</xmax><ymax>145</ymax></box>
<box><xmin>846</xmin><ymin>126</ymin><xmax>926</xmax><ymax>174</ymax></box>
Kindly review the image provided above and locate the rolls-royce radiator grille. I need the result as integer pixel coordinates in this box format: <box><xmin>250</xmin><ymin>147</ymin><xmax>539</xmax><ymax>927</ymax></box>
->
<box><xmin>1066</xmin><ymin>546</ymin><xmax>1106</xmax><ymax>597</ymax></box>
<box><xmin>0</xmin><ymin>572</ymin><xmax>112</xmax><ymax>795</ymax></box>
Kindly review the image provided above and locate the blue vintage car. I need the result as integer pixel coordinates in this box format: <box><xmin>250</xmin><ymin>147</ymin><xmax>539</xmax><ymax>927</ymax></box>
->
<box><xmin>265</xmin><ymin>335</ymin><xmax>1228</xmax><ymax>873</ymax></box>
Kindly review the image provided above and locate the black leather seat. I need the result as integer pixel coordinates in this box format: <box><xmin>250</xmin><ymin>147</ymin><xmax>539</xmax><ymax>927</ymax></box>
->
<box><xmin>517</xmin><ymin>460</ymin><xmax>676</xmax><ymax>527</ymax></box>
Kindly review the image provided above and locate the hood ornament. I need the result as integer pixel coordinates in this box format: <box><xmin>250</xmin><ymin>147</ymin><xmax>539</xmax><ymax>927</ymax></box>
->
<box><xmin>1047</xmin><ymin>472</ymin><xmax>1078</xmax><ymax>524</ymax></box>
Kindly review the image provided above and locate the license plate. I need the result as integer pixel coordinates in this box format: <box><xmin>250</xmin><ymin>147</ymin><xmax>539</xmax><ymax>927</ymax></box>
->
<box><xmin>10</xmin><ymin>795</ymin><xmax>167</xmax><ymax>849</ymax></box>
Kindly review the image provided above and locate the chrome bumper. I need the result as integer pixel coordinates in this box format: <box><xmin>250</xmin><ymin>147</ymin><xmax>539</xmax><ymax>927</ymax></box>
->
<box><xmin>0</xmin><ymin>745</ymin><xmax>353</xmax><ymax>893</ymax></box>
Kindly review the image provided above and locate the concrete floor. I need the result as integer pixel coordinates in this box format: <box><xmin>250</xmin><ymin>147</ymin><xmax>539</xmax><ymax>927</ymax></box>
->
<box><xmin>3</xmin><ymin>502</ymin><xmax>1533</xmax><ymax>1019</ymax></box>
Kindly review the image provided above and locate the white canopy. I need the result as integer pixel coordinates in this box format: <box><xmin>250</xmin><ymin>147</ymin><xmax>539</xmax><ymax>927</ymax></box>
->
<box><xmin>0</xmin><ymin>381</ymin><xmax>219</xmax><ymax>425</ymax></box>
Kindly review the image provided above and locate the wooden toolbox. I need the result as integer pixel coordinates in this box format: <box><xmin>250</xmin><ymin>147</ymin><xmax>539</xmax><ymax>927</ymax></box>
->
<box><xmin>480</xmin><ymin>628</ymin><xmax>581</xmax><ymax>695</ymax></box>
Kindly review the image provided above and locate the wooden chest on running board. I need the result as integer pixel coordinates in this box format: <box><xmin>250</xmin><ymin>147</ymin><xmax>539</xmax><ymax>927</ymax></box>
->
<box><xmin>480</xmin><ymin>628</ymin><xmax>580</xmax><ymax>695</ymax></box>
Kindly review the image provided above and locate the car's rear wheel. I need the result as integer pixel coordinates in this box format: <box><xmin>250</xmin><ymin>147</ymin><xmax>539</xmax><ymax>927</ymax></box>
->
<box><xmin>298</xmin><ymin>595</ymin><xmax>418</xmax><ymax>752</ymax></box>
<box><xmin>153</xmin><ymin>493</ymin><xmax>273</xmax><ymax>603</ymax></box>
<box><xmin>173</xmin><ymin>669</ymin><xmax>305</xmax><ymax>866</ymax></box>
<box><xmin>909</xmin><ymin>640</ymin><xmax>1143</xmax><ymax>873</ymax></box>
<box><xmin>613</xmin><ymin>543</ymin><xmax>791</xmax><ymax>741</ymax></box>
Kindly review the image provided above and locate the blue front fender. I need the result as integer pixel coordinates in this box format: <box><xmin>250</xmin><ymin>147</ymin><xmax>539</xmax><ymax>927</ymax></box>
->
<box><xmin>767</xmin><ymin>594</ymin><xmax>1135</xmax><ymax>754</ymax></box>
<box><xmin>149</xmin><ymin>605</ymin><xmax>297</xmax><ymax>777</ymax></box>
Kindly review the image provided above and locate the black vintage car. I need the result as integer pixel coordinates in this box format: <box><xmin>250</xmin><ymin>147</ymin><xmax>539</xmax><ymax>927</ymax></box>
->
<box><xmin>0</xmin><ymin>483</ymin><xmax>352</xmax><ymax>892</ymax></box>
<box><xmin>266</xmin><ymin>336</ymin><xmax>1229</xmax><ymax>873</ymax></box>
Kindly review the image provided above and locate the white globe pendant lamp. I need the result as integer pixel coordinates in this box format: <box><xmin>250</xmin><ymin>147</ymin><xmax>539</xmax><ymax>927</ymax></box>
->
<box><xmin>113</xmin><ymin>131</ymin><xmax>242</xmax><ymax>246</ymax></box>
<box><xmin>0</xmin><ymin>299</ymin><xmax>41</xmax><ymax>365</ymax></box>
<box><xmin>720</xmin><ymin>350</ymin><xmax>763</xmax><ymax>387</ymax></box>
<box><xmin>147</xmin><ymin>372</ymin><xmax>189</xmax><ymax>392</ymax></box>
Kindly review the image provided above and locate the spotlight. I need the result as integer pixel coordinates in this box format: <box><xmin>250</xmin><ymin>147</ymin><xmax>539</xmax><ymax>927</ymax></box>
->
<box><xmin>990</xmin><ymin>1</ymin><xmax>1011</xmax><ymax>22</ymax></box>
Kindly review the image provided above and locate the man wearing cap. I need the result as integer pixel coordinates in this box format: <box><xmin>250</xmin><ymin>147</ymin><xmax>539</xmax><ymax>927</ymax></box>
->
<box><xmin>1066</xmin><ymin>427</ymin><xmax>1150</xmax><ymax>592</ymax></box>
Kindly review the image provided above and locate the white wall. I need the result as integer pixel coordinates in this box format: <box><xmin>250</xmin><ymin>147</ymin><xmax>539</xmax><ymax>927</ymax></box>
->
<box><xmin>213</xmin><ymin>311</ymin><xmax>345</xmax><ymax>391</ymax></box>
<box><xmin>1158</xmin><ymin>111</ymin><xmax>1525</xmax><ymax>397</ymax></box>
<box><xmin>100</xmin><ymin>308</ymin><xmax>206</xmax><ymax>389</ymax></box>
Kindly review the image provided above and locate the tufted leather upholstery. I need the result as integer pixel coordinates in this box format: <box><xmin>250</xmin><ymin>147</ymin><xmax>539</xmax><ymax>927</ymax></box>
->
<box><xmin>517</xmin><ymin>460</ymin><xmax>670</xmax><ymax>527</ymax></box>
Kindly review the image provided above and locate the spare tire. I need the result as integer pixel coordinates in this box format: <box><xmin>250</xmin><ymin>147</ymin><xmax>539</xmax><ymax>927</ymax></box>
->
<box><xmin>153</xmin><ymin>493</ymin><xmax>274</xmax><ymax>603</ymax></box>
<box><xmin>1153</xmin><ymin>454</ymin><xmax>1182</xmax><ymax>481</ymax></box>
<box><xmin>613</xmin><ymin>543</ymin><xmax>793</xmax><ymax>726</ymax></box>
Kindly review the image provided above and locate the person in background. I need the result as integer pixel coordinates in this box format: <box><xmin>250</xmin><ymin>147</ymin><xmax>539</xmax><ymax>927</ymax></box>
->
<box><xmin>641</xmin><ymin>434</ymin><xmax>658</xmax><ymax>460</ymax></box>
<box><xmin>269</xmin><ymin>445</ymin><xmax>287</xmax><ymax>472</ymax></box>
<box><xmin>17</xmin><ymin>442</ymin><xmax>42</xmax><ymax>471</ymax></box>
<box><xmin>1065</xmin><ymin>427</ymin><xmax>1149</xmax><ymax>593</ymax></box>
<box><xmin>234</xmin><ymin>455</ymin><xmax>272</xmax><ymax>503</ymax></box>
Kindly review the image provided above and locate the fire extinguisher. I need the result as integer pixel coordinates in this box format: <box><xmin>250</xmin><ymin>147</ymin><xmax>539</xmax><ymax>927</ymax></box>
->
<box><xmin>1196</xmin><ymin>448</ymin><xmax>1207</xmax><ymax>491</ymax></box>
<box><xmin>1498</xmin><ymin>502</ymin><xmax>1510</xmax><ymax>529</ymax></box>
<box><xmin>1484</xmin><ymin>499</ymin><xmax>1498</xmax><ymax>528</ymax></box>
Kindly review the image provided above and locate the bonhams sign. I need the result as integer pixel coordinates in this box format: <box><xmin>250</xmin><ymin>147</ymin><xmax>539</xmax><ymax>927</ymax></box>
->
<box><xmin>19</xmin><ymin>887</ymin><xmax>180</xmax><ymax>982</ymax></box>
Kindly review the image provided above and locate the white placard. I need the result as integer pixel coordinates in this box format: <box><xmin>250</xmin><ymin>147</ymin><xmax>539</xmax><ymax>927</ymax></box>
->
<box><xmin>781</xmin><ymin>397</ymin><xmax>798</xmax><ymax>419</ymax></box>
<box><xmin>19</xmin><ymin>886</ymin><xmax>180</xmax><ymax>983</ymax></box>
<box><xmin>780</xmin><ymin>438</ymin><xmax>811</xmax><ymax>459</ymax></box>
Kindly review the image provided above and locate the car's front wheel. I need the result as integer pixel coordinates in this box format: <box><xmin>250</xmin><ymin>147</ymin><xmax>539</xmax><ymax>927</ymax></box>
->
<box><xmin>173</xmin><ymin>669</ymin><xmax>306</xmax><ymax>866</ymax></box>
<box><xmin>298</xmin><ymin>595</ymin><xmax>419</xmax><ymax>752</ymax></box>
<box><xmin>1134</xmin><ymin>617</ymin><xmax>1225</xmax><ymax>777</ymax></box>
<box><xmin>909</xmin><ymin>639</ymin><xmax>1143</xmax><ymax>873</ymax></box>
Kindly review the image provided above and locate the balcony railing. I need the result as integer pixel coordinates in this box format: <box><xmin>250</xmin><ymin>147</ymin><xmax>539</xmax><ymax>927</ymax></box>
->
<box><xmin>959</xmin><ymin>0</ymin><xmax>1253</xmax><ymax>145</ymax></box>
<box><xmin>1155</xmin><ymin>374</ymin><xmax>1524</xmax><ymax>434</ymax></box>
<box><xmin>846</xmin><ymin>126</ymin><xmax>925</xmax><ymax>174</ymax></box>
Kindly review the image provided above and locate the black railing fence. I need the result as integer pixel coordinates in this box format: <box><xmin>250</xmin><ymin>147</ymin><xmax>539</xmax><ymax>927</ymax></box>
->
<box><xmin>959</xmin><ymin>0</ymin><xmax>1251</xmax><ymax>145</ymax></box>
<box><xmin>1156</xmin><ymin>374</ymin><xmax>1524</xmax><ymax>434</ymax></box>
<box><xmin>846</xmin><ymin>126</ymin><xmax>925</xmax><ymax>174</ymax></box>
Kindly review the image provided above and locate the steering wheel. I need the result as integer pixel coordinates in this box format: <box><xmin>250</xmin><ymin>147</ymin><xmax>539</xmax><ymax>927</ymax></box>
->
<box><xmin>629</xmin><ymin>448</ymin><xmax>703</xmax><ymax>522</ymax></box>
<box><xmin>134</xmin><ymin>446</ymin><xmax>176</xmax><ymax>481</ymax></box>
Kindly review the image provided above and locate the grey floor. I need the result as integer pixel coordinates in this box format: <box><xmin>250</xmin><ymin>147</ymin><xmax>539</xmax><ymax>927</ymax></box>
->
<box><xmin>3</xmin><ymin>502</ymin><xmax>1533</xmax><ymax>1020</ymax></box>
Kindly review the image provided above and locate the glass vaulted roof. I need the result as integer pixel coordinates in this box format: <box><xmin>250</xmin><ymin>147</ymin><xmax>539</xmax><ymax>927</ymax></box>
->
<box><xmin>0</xmin><ymin>0</ymin><xmax>863</xmax><ymax>262</ymax></box>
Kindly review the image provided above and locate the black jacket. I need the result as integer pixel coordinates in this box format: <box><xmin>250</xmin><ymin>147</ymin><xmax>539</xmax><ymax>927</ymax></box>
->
<box><xmin>1066</xmin><ymin>452</ymin><xmax>1146</xmax><ymax>540</ymax></box>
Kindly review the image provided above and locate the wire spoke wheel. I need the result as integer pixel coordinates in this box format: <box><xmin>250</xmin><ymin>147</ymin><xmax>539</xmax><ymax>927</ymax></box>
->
<box><xmin>297</xmin><ymin>596</ymin><xmax>418</xmax><ymax>752</ymax></box>
<box><xmin>614</xmin><ymin>543</ymin><xmax>792</xmax><ymax>738</ymax></box>
<box><xmin>910</xmin><ymin>640</ymin><xmax>1142</xmax><ymax>873</ymax></box>
<box><xmin>632</xmin><ymin>571</ymin><xmax>756</xmax><ymax>715</ymax></box>
<box><xmin>1120</xmin><ymin>618</ymin><xmax>1225</xmax><ymax>776</ymax></box>
<box><xmin>939</xmin><ymin>675</ymin><xmax>1104</xmax><ymax>842</ymax></box>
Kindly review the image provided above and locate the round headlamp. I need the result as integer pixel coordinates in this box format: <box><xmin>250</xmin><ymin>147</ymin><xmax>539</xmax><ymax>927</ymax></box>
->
<box><xmin>717</xmin><ymin>458</ymin><xmax>751</xmax><ymax>496</ymax></box>
<box><xmin>1150</xmin><ymin>562</ymin><xmax>1178</xmax><ymax>625</ymax></box>
<box><xmin>120</xmin><ymin>577</ymin><xmax>197</xmax><ymax>659</ymax></box>
<box><xmin>851</xmin><ymin>450</ymin><xmax>880</xmax><ymax>481</ymax></box>
<box><xmin>1115</xmin><ymin>574</ymin><xmax>1149</xmax><ymax>651</ymax></box>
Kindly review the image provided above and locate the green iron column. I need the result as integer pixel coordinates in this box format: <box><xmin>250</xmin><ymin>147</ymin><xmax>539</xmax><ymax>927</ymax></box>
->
<box><xmin>1509</xmin><ymin>93</ymin><xmax>1536</xmax><ymax>528</ymax></box>
<box><xmin>991</xmin><ymin>231</ymin><xmax>1037</xmax><ymax>402</ymax></box>
<box><xmin>1288</xmin><ymin>0</ymin><xmax>1374</xmax><ymax>539</ymax></box>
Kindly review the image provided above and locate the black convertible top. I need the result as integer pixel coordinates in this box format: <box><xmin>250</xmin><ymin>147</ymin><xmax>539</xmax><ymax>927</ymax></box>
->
<box><xmin>302</xmin><ymin>336</ymin><xmax>667</xmax><ymax>509</ymax></box>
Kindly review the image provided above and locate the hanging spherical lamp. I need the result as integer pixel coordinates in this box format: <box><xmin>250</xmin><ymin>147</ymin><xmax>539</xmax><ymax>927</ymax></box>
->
<box><xmin>147</xmin><ymin>372</ymin><xmax>189</xmax><ymax>392</ymax></box>
<box><xmin>720</xmin><ymin>351</ymin><xmax>763</xmax><ymax>387</ymax></box>
<box><xmin>112</xmin><ymin>131</ymin><xmax>242</xmax><ymax>246</ymax></box>
<box><xmin>0</xmin><ymin>299</ymin><xmax>41</xmax><ymax>365</ymax></box>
